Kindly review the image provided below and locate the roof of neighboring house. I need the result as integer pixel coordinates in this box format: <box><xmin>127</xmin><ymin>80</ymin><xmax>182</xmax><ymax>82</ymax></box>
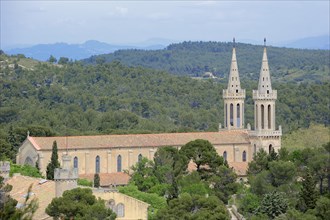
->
<box><xmin>80</xmin><ymin>172</ymin><xmax>131</xmax><ymax>186</ymax></box>
<box><xmin>26</xmin><ymin>130</ymin><xmax>250</xmax><ymax>151</ymax></box>
<box><xmin>7</xmin><ymin>174</ymin><xmax>54</xmax><ymax>220</ymax></box>
<box><xmin>230</xmin><ymin>162</ymin><xmax>249</xmax><ymax>176</ymax></box>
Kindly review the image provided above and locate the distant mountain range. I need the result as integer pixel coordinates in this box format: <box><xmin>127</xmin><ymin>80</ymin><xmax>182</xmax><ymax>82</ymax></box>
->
<box><xmin>3</xmin><ymin>35</ymin><xmax>329</xmax><ymax>61</ymax></box>
<box><xmin>3</xmin><ymin>40</ymin><xmax>168</xmax><ymax>61</ymax></box>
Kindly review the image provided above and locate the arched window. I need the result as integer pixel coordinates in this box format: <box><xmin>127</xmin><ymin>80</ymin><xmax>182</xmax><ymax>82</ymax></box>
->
<box><xmin>73</xmin><ymin>156</ymin><xmax>78</xmax><ymax>169</ymax></box>
<box><xmin>242</xmin><ymin>151</ymin><xmax>247</xmax><ymax>162</ymax></box>
<box><xmin>237</xmin><ymin>103</ymin><xmax>240</xmax><ymax>127</ymax></box>
<box><xmin>138</xmin><ymin>154</ymin><xmax>143</xmax><ymax>162</ymax></box>
<box><xmin>95</xmin><ymin>156</ymin><xmax>100</xmax><ymax>173</ymax></box>
<box><xmin>230</xmin><ymin>103</ymin><xmax>234</xmax><ymax>126</ymax></box>
<box><xmin>223</xmin><ymin>151</ymin><xmax>227</xmax><ymax>161</ymax></box>
<box><xmin>261</xmin><ymin>104</ymin><xmax>265</xmax><ymax>129</ymax></box>
<box><xmin>268</xmin><ymin>105</ymin><xmax>271</xmax><ymax>129</ymax></box>
<box><xmin>255</xmin><ymin>104</ymin><xmax>258</xmax><ymax>129</ymax></box>
<box><xmin>117</xmin><ymin>155</ymin><xmax>122</xmax><ymax>172</ymax></box>
<box><xmin>107</xmin><ymin>199</ymin><xmax>115</xmax><ymax>211</ymax></box>
<box><xmin>269</xmin><ymin>144</ymin><xmax>273</xmax><ymax>154</ymax></box>
<box><xmin>24</xmin><ymin>157</ymin><xmax>33</xmax><ymax>166</ymax></box>
<box><xmin>117</xmin><ymin>203</ymin><xmax>125</xmax><ymax>217</ymax></box>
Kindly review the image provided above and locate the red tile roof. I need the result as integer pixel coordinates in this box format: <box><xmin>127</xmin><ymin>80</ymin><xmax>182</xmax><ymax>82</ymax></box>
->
<box><xmin>80</xmin><ymin>172</ymin><xmax>130</xmax><ymax>186</ymax></box>
<box><xmin>229</xmin><ymin>162</ymin><xmax>249</xmax><ymax>176</ymax></box>
<box><xmin>27</xmin><ymin>130</ymin><xmax>250</xmax><ymax>151</ymax></box>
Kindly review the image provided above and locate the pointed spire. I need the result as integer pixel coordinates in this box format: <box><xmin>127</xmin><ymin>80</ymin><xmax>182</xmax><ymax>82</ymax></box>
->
<box><xmin>227</xmin><ymin>37</ymin><xmax>241</xmax><ymax>92</ymax></box>
<box><xmin>257</xmin><ymin>39</ymin><xmax>272</xmax><ymax>93</ymax></box>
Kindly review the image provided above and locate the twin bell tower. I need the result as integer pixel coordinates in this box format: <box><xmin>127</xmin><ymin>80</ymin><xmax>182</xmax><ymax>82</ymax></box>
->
<box><xmin>222</xmin><ymin>38</ymin><xmax>282</xmax><ymax>154</ymax></box>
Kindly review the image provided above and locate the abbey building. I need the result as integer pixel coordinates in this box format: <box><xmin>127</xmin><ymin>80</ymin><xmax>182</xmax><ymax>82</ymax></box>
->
<box><xmin>16</xmin><ymin>39</ymin><xmax>282</xmax><ymax>183</ymax></box>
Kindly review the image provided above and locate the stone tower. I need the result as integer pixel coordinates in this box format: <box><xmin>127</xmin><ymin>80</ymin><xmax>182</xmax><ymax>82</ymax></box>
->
<box><xmin>250</xmin><ymin>39</ymin><xmax>282</xmax><ymax>155</ymax></box>
<box><xmin>54</xmin><ymin>153</ymin><xmax>78</xmax><ymax>197</ymax></box>
<box><xmin>0</xmin><ymin>161</ymin><xmax>10</xmax><ymax>181</ymax></box>
<box><xmin>223</xmin><ymin>38</ymin><xmax>245</xmax><ymax>129</ymax></box>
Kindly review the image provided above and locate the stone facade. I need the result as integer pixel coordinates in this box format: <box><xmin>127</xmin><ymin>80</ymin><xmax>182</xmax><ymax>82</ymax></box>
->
<box><xmin>0</xmin><ymin>161</ymin><xmax>10</xmax><ymax>180</ymax></box>
<box><xmin>16</xmin><ymin>40</ymin><xmax>282</xmax><ymax>179</ymax></box>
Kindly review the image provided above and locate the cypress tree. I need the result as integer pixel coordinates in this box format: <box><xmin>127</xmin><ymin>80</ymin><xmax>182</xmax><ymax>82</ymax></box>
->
<box><xmin>298</xmin><ymin>169</ymin><xmax>318</xmax><ymax>212</ymax></box>
<box><xmin>94</xmin><ymin>173</ymin><xmax>100</xmax><ymax>188</ymax></box>
<box><xmin>46</xmin><ymin>141</ymin><xmax>60</xmax><ymax>180</ymax></box>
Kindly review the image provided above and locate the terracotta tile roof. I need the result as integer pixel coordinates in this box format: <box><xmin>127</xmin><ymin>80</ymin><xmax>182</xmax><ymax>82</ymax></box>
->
<box><xmin>7</xmin><ymin>175</ymin><xmax>54</xmax><ymax>219</ymax></box>
<box><xmin>79</xmin><ymin>172</ymin><xmax>130</xmax><ymax>186</ymax></box>
<box><xmin>27</xmin><ymin>130</ymin><xmax>250</xmax><ymax>150</ymax></box>
<box><xmin>229</xmin><ymin>162</ymin><xmax>249</xmax><ymax>176</ymax></box>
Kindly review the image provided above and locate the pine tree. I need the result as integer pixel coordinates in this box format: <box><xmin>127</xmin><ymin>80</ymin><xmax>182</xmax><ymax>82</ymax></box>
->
<box><xmin>94</xmin><ymin>173</ymin><xmax>100</xmax><ymax>188</ymax></box>
<box><xmin>298</xmin><ymin>169</ymin><xmax>318</xmax><ymax>212</ymax></box>
<box><xmin>46</xmin><ymin>141</ymin><xmax>60</xmax><ymax>180</ymax></box>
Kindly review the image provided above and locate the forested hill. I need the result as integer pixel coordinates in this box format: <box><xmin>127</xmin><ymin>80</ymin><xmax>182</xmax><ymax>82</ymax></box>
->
<box><xmin>0</xmin><ymin>53</ymin><xmax>329</xmax><ymax>161</ymax></box>
<box><xmin>83</xmin><ymin>41</ymin><xmax>330</xmax><ymax>83</ymax></box>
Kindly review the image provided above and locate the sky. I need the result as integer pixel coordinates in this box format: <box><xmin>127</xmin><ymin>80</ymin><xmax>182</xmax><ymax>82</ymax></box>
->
<box><xmin>1</xmin><ymin>1</ymin><xmax>329</xmax><ymax>49</ymax></box>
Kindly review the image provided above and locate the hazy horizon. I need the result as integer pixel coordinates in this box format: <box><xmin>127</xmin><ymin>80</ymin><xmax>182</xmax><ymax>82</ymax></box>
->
<box><xmin>1</xmin><ymin>1</ymin><xmax>329</xmax><ymax>49</ymax></box>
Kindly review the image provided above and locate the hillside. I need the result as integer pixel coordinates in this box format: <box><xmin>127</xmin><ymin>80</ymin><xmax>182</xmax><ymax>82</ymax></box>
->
<box><xmin>84</xmin><ymin>41</ymin><xmax>330</xmax><ymax>83</ymax></box>
<box><xmin>0</xmin><ymin>53</ymin><xmax>329</xmax><ymax>161</ymax></box>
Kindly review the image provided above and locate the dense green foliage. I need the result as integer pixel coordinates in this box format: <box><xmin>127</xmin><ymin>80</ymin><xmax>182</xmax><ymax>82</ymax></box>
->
<box><xmin>9</xmin><ymin>164</ymin><xmax>43</xmax><ymax>178</ymax></box>
<box><xmin>77</xmin><ymin>178</ymin><xmax>93</xmax><ymax>187</ymax></box>
<box><xmin>0</xmin><ymin>52</ymin><xmax>329</xmax><ymax>161</ymax></box>
<box><xmin>0</xmin><ymin>177</ymin><xmax>38</xmax><ymax>220</ymax></box>
<box><xmin>84</xmin><ymin>41</ymin><xmax>329</xmax><ymax>83</ymax></box>
<box><xmin>119</xmin><ymin>141</ymin><xmax>236</xmax><ymax>219</ymax></box>
<box><xmin>155</xmin><ymin>193</ymin><xmax>230</xmax><ymax>220</ymax></box>
<box><xmin>46</xmin><ymin>141</ymin><xmax>60</xmax><ymax>180</ymax></box>
<box><xmin>236</xmin><ymin>142</ymin><xmax>330</xmax><ymax>219</ymax></box>
<box><xmin>45</xmin><ymin>187</ymin><xmax>116</xmax><ymax>220</ymax></box>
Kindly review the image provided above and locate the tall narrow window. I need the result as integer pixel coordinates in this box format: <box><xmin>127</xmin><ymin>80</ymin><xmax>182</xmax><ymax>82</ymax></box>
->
<box><xmin>268</xmin><ymin>105</ymin><xmax>271</xmax><ymax>129</ymax></box>
<box><xmin>261</xmin><ymin>104</ymin><xmax>265</xmax><ymax>129</ymax></box>
<box><xmin>237</xmin><ymin>103</ymin><xmax>240</xmax><ymax>127</ymax></box>
<box><xmin>74</xmin><ymin>156</ymin><xmax>78</xmax><ymax>169</ymax></box>
<box><xmin>117</xmin><ymin>203</ymin><xmax>125</xmax><ymax>217</ymax></box>
<box><xmin>269</xmin><ymin>145</ymin><xmax>273</xmax><ymax>154</ymax></box>
<box><xmin>117</xmin><ymin>155</ymin><xmax>122</xmax><ymax>172</ymax></box>
<box><xmin>225</xmin><ymin>104</ymin><xmax>228</xmax><ymax>127</ymax></box>
<box><xmin>223</xmin><ymin>151</ymin><xmax>227</xmax><ymax>161</ymax></box>
<box><xmin>138</xmin><ymin>154</ymin><xmax>143</xmax><ymax>162</ymax></box>
<box><xmin>242</xmin><ymin>151</ymin><xmax>247</xmax><ymax>162</ymax></box>
<box><xmin>256</xmin><ymin>104</ymin><xmax>258</xmax><ymax>129</ymax></box>
<box><xmin>95</xmin><ymin>156</ymin><xmax>100</xmax><ymax>173</ymax></box>
<box><xmin>254</xmin><ymin>144</ymin><xmax>257</xmax><ymax>155</ymax></box>
<box><xmin>230</xmin><ymin>104</ymin><xmax>233</xmax><ymax>126</ymax></box>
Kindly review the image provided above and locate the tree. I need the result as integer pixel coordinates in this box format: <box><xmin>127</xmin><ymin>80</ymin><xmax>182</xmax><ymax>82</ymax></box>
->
<box><xmin>46</xmin><ymin>187</ymin><xmax>116</xmax><ymax>220</ymax></box>
<box><xmin>155</xmin><ymin>193</ymin><xmax>230</xmax><ymax>220</ymax></box>
<box><xmin>48</xmin><ymin>55</ymin><xmax>57</xmax><ymax>63</ymax></box>
<box><xmin>211</xmin><ymin>165</ymin><xmax>239</xmax><ymax>203</ymax></box>
<box><xmin>315</xmin><ymin>196</ymin><xmax>330</xmax><ymax>220</ymax></box>
<box><xmin>130</xmin><ymin>157</ymin><xmax>159</xmax><ymax>192</ymax></box>
<box><xmin>46</xmin><ymin>141</ymin><xmax>60</xmax><ymax>180</ymax></box>
<box><xmin>268</xmin><ymin>161</ymin><xmax>296</xmax><ymax>187</ymax></box>
<box><xmin>297</xmin><ymin>170</ymin><xmax>318</xmax><ymax>212</ymax></box>
<box><xmin>180</xmin><ymin>139</ymin><xmax>223</xmax><ymax>177</ymax></box>
<box><xmin>247</xmin><ymin>149</ymin><xmax>269</xmax><ymax>175</ymax></box>
<box><xmin>94</xmin><ymin>173</ymin><xmax>100</xmax><ymax>188</ymax></box>
<box><xmin>58</xmin><ymin>57</ymin><xmax>69</xmax><ymax>65</ymax></box>
<box><xmin>256</xmin><ymin>191</ymin><xmax>288</xmax><ymax>219</ymax></box>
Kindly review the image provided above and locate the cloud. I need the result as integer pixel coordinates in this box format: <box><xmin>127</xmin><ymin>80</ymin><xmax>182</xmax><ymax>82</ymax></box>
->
<box><xmin>115</xmin><ymin>6</ymin><xmax>128</xmax><ymax>16</ymax></box>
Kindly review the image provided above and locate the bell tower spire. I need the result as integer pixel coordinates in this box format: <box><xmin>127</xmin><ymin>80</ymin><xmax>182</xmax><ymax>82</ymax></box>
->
<box><xmin>250</xmin><ymin>38</ymin><xmax>282</xmax><ymax>154</ymax></box>
<box><xmin>223</xmin><ymin>38</ymin><xmax>245</xmax><ymax>129</ymax></box>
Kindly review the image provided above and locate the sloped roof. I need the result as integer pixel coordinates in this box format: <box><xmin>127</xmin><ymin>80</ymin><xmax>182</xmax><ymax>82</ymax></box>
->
<box><xmin>7</xmin><ymin>175</ymin><xmax>54</xmax><ymax>220</ymax></box>
<box><xmin>27</xmin><ymin>130</ymin><xmax>250</xmax><ymax>151</ymax></box>
<box><xmin>80</xmin><ymin>172</ymin><xmax>130</xmax><ymax>186</ymax></box>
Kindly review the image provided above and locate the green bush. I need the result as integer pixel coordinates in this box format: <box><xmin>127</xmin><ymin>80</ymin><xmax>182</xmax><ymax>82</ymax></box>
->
<box><xmin>10</xmin><ymin>164</ymin><xmax>43</xmax><ymax>178</ymax></box>
<box><xmin>77</xmin><ymin>178</ymin><xmax>93</xmax><ymax>187</ymax></box>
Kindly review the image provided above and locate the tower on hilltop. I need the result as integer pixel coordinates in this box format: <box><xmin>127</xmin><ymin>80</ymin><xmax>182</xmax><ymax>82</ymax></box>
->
<box><xmin>250</xmin><ymin>38</ymin><xmax>282</xmax><ymax>154</ymax></box>
<box><xmin>223</xmin><ymin>38</ymin><xmax>246</xmax><ymax>130</ymax></box>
